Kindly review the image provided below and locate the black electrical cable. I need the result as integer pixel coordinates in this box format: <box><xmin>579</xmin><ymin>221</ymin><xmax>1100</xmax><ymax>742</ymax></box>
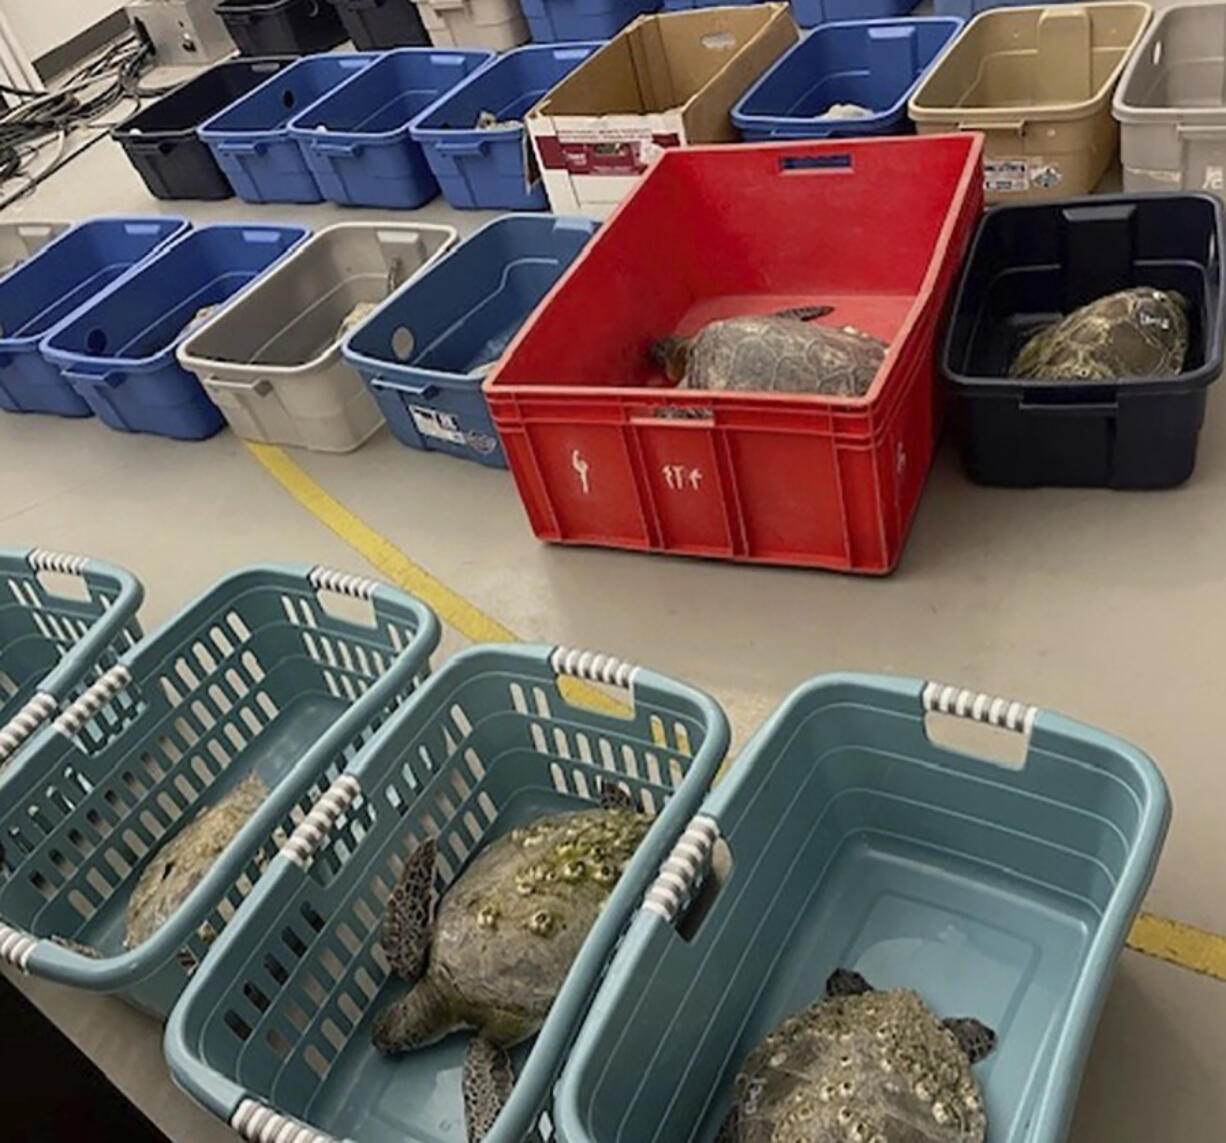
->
<box><xmin>0</xmin><ymin>28</ymin><xmax>176</xmax><ymax>207</ymax></box>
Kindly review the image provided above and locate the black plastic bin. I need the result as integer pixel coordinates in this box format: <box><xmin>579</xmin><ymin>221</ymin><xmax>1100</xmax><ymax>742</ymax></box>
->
<box><xmin>329</xmin><ymin>0</ymin><xmax>427</xmax><ymax>47</ymax></box>
<box><xmin>943</xmin><ymin>194</ymin><xmax>1225</xmax><ymax>490</ymax></box>
<box><xmin>216</xmin><ymin>0</ymin><xmax>347</xmax><ymax>55</ymax></box>
<box><xmin>113</xmin><ymin>57</ymin><xmax>292</xmax><ymax>200</ymax></box>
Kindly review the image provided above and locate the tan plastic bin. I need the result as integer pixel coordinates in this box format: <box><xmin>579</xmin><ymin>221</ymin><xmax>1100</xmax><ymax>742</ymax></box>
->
<box><xmin>909</xmin><ymin>2</ymin><xmax>1152</xmax><ymax>201</ymax></box>
<box><xmin>1114</xmin><ymin>3</ymin><xmax>1226</xmax><ymax>195</ymax></box>
<box><xmin>413</xmin><ymin>0</ymin><xmax>528</xmax><ymax>50</ymax></box>
<box><xmin>177</xmin><ymin>222</ymin><xmax>457</xmax><ymax>453</ymax></box>
<box><xmin>0</xmin><ymin>222</ymin><xmax>68</xmax><ymax>275</ymax></box>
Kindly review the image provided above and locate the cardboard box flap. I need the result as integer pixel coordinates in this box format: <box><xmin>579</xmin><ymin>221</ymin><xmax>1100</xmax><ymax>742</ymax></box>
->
<box><xmin>533</xmin><ymin>4</ymin><xmax>794</xmax><ymax>118</ymax></box>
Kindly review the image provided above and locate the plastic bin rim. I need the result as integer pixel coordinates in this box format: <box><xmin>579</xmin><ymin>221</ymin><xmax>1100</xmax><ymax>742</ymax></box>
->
<box><xmin>0</xmin><ymin>215</ymin><xmax>191</xmax><ymax>353</ymax></box>
<box><xmin>909</xmin><ymin>0</ymin><xmax>1154</xmax><ymax>122</ymax></box>
<box><xmin>37</xmin><ymin>223</ymin><xmax>310</xmax><ymax>372</ymax></box>
<box><xmin>110</xmin><ymin>57</ymin><xmax>299</xmax><ymax>143</ymax></box>
<box><xmin>14</xmin><ymin>561</ymin><xmax>440</xmax><ymax>994</ymax></box>
<box><xmin>286</xmin><ymin>47</ymin><xmax>496</xmax><ymax>144</ymax></box>
<box><xmin>195</xmin><ymin>52</ymin><xmax>384</xmax><ymax>142</ymax></box>
<box><xmin>731</xmin><ymin>15</ymin><xmax>965</xmax><ymax>133</ymax></box>
<box><xmin>940</xmin><ymin>191</ymin><xmax>1226</xmax><ymax>393</ymax></box>
<box><xmin>1112</xmin><ymin>4</ymin><xmax>1226</xmax><ymax>122</ymax></box>
<box><xmin>407</xmin><ymin>41</ymin><xmax>605</xmax><ymax>141</ymax></box>
<box><xmin>162</xmin><ymin>640</ymin><xmax>731</xmax><ymax>1141</ymax></box>
<box><xmin>215</xmin><ymin>0</ymin><xmax>322</xmax><ymax>11</ymax></box>
<box><xmin>177</xmin><ymin>220</ymin><xmax>459</xmax><ymax>378</ymax></box>
<box><xmin>343</xmin><ymin>212</ymin><xmax>600</xmax><ymax>382</ymax></box>
<box><xmin>485</xmin><ymin>134</ymin><xmax>984</xmax><ymax>410</ymax></box>
<box><xmin>554</xmin><ymin>669</ymin><xmax>1170</xmax><ymax>1143</ymax></box>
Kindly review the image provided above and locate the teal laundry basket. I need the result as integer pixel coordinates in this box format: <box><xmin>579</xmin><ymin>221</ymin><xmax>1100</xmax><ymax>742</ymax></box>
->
<box><xmin>0</xmin><ymin>548</ymin><xmax>143</xmax><ymax>772</ymax></box>
<box><xmin>164</xmin><ymin>644</ymin><xmax>730</xmax><ymax>1143</ymax></box>
<box><xmin>556</xmin><ymin>674</ymin><xmax>1171</xmax><ymax>1143</ymax></box>
<box><xmin>0</xmin><ymin>565</ymin><xmax>439</xmax><ymax>1019</ymax></box>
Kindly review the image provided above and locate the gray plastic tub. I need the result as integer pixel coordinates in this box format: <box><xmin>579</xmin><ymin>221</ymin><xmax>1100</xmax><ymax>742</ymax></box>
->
<box><xmin>177</xmin><ymin>223</ymin><xmax>457</xmax><ymax>453</ymax></box>
<box><xmin>0</xmin><ymin>222</ymin><xmax>69</xmax><ymax>276</ymax></box>
<box><xmin>1114</xmin><ymin>3</ymin><xmax>1226</xmax><ymax>195</ymax></box>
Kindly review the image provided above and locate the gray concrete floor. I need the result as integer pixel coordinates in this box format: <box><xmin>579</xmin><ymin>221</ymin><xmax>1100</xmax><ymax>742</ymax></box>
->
<box><xmin>0</xmin><ymin>48</ymin><xmax>1224</xmax><ymax>1143</ymax></box>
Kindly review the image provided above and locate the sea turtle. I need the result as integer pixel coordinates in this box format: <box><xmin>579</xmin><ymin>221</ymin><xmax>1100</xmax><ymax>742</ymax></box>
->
<box><xmin>372</xmin><ymin>784</ymin><xmax>650</xmax><ymax>1142</ymax></box>
<box><xmin>717</xmin><ymin>969</ymin><xmax>996</xmax><ymax>1143</ymax></box>
<box><xmin>651</xmin><ymin>307</ymin><xmax>888</xmax><ymax>397</ymax></box>
<box><xmin>124</xmin><ymin>772</ymin><xmax>269</xmax><ymax>951</ymax></box>
<box><xmin>1008</xmin><ymin>286</ymin><xmax>1189</xmax><ymax>381</ymax></box>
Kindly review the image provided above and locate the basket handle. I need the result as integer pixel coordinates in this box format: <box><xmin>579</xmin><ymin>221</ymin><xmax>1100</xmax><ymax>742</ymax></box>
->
<box><xmin>0</xmin><ymin>922</ymin><xmax>38</xmax><ymax>971</ymax></box>
<box><xmin>53</xmin><ymin>665</ymin><xmax>134</xmax><ymax>740</ymax></box>
<box><xmin>642</xmin><ymin>814</ymin><xmax>720</xmax><ymax>925</ymax></box>
<box><xmin>231</xmin><ymin>1099</ymin><xmax>339</xmax><ymax>1143</ymax></box>
<box><xmin>0</xmin><ymin>692</ymin><xmax>58</xmax><ymax>768</ymax></box>
<box><xmin>549</xmin><ymin>646</ymin><xmax>639</xmax><ymax>689</ymax></box>
<box><xmin>307</xmin><ymin>566</ymin><xmax>381</xmax><ymax>601</ymax></box>
<box><xmin>280</xmin><ymin>774</ymin><xmax>362</xmax><ymax>867</ymax></box>
<box><xmin>957</xmin><ymin>119</ymin><xmax>1026</xmax><ymax>135</ymax></box>
<box><xmin>921</xmin><ymin>681</ymin><xmax>1038</xmax><ymax>735</ymax></box>
<box><xmin>203</xmin><ymin>376</ymin><xmax>274</xmax><ymax>396</ymax></box>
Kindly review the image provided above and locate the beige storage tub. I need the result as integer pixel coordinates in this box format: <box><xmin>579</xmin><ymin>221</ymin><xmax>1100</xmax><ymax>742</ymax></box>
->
<box><xmin>413</xmin><ymin>0</ymin><xmax>529</xmax><ymax>50</ymax></box>
<box><xmin>909</xmin><ymin>2</ymin><xmax>1152</xmax><ymax>201</ymax></box>
<box><xmin>1114</xmin><ymin>3</ymin><xmax>1226</xmax><ymax>195</ymax></box>
<box><xmin>0</xmin><ymin>222</ymin><xmax>68</xmax><ymax>275</ymax></box>
<box><xmin>177</xmin><ymin>222</ymin><xmax>457</xmax><ymax>453</ymax></box>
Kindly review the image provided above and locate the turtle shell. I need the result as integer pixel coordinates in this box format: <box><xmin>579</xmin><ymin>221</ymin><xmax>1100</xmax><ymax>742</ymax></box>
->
<box><xmin>1008</xmin><ymin>287</ymin><xmax>1189</xmax><ymax>382</ymax></box>
<box><xmin>682</xmin><ymin>316</ymin><xmax>887</xmax><ymax>396</ymax></box>
<box><xmin>729</xmin><ymin>989</ymin><xmax>987</xmax><ymax>1143</ymax></box>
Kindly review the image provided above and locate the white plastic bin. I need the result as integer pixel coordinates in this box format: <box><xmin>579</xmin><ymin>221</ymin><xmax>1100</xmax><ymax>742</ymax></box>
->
<box><xmin>177</xmin><ymin>222</ymin><xmax>457</xmax><ymax>452</ymax></box>
<box><xmin>414</xmin><ymin>0</ymin><xmax>529</xmax><ymax>50</ymax></box>
<box><xmin>0</xmin><ymin>222</ymin><xmax>68</xmax><ymax>275</ymax></box>
<box><xmin>1114</xmin><ymin>3</ymin><xmax>1226</xmax><ymax>195</ymax></box>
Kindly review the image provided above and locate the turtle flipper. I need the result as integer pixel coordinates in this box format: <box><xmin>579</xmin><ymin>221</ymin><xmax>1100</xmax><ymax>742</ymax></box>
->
<box><xmin>714</xmin><ymin>1104</ymin><xmax>739</xmax><ymax>1142</ymax></box>
<box><xmin>826</xmin><ymin>968</ymin><xmax>873</xmax><ymax>997</ymax></box>
<box><xmin>944</xmin><ymin>1017</ymin><xmax>997</xmax><ymax>1064</ymax></box>
<box><xmin>599</xmin><ymin>779</ymin><xmax>637</xmax><ymax>813</ymax></box>
<box><xmin>381</xmin><ymin>837</ymin><xmax>435</xmax><ymax>982</ymax></box>
<box><xmin>772</xmin><ymin>305</ymin><xmax>834</xmax><ymax>322</ymax></box>
<box><xmin>464</xmin><ymin>1036</ymin><xmax>515</xmax><ymax>1142</ymax></box>
<box><xmin>372</xmin><ymin>974</ymin><xmax>454</xmax><ymax>1054</ymax></box>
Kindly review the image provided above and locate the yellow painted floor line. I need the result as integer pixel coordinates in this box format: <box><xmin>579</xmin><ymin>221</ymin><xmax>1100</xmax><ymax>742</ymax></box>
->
<box><xmin>248</xmin><ymin>441</ymin><xmax>1226</xmax><ymax>985</ymax></box>
<box><xmin>1127</xmin><ymin>913</ymin><xmax>1226</xmax><ymax>983</ymax></box>
<box><xmin>246</xmin><ymin>441</ymin><xmax>627</xmax><ymax>717</ymax></box>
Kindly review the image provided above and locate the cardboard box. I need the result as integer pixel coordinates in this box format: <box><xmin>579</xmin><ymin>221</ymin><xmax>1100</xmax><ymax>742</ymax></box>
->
<box><xmin>527</xmin><ymin>4</ymin><xmax>797</xmax><ymax>218</ymax></box>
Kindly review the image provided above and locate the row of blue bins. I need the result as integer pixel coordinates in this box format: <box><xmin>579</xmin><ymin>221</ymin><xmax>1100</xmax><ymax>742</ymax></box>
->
<box><xmin>190</xmin><ymin>46</ymin><xmax>600</xmax><ymax>210</ymax></box>
<box><xmin>0</xmin><ymin>213</ymin><xmax>596</xmax><ymax>462</ymax></box>
<box><xmin>0</xmin><ymin>219</ymin><xmax>306</xmax><ymax>439</ymax></box>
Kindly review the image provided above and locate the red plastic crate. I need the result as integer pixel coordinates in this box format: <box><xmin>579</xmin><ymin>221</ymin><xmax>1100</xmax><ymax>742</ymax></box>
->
<box><xmin>485</xmin><ymin>134</ymin><xmax>984</xmax><ymax>573</ymax></box>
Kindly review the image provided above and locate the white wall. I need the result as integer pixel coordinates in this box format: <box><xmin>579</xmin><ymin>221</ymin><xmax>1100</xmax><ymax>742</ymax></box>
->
<box><xmin>1</xmin><ymin>0</ymin><xmax>122</xmax><ymax>62</ymax></box>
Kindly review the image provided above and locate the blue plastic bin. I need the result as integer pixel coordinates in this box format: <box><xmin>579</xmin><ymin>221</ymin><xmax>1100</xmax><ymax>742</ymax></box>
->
<box><xmin>0</xmin><ymin>549</ymin><xmax>143</xmax><ymax>773</ymax></box>
<box><xmin>40</xmin><ymin>224</ymin><xmax>308</xmax><ymax>441</ymax></box>
<box><xmin>288</xmin><ymin>48</ymin><xmax>493</xmax><ymax>209</ymax></box>
<box><xmin>343</xmin><ymin>215</ymin><xmax>597</xmax><ymax>467</ymax></box>
<box><xmin>411</xmin><ymin>42</ymin><xmax>602</xmax><ymax>210</ymax></box>
<box><xmin>164</xmin><ymin>643</ymin><xmax>730</xmax><ymax>1143</ymax></box>
<box><xmin>732</xmin><ymin>18</ymin><xmax>963</xmax><ymax>141</ymax></box>
<box><xmin>555</xmin><ymin>674</ymin><xmax>1171</xmax><ymax>1143</ymax></box>
<box><xmin>0</xmin><ymin>218</ymin><xmax>188</xmax><ymax>418</ymax></box>
<box><xmin>198</xmin><ymin>53</ymin><xmax>379</xmax><ymax>204</ymax></box>
<box><xmin>0</xmin><ymin>564</ymin><xmax>440</xmax><ymax>1019</ymax></box>
<box><xmin>520</xmin><ymin>0</ymin><xmax>655</xmax><ymax>42</ymax></box>
<box><xmin>791</xmin><ymin>0</ymin><xmax>920</xmax><ymax>29</ymax></box>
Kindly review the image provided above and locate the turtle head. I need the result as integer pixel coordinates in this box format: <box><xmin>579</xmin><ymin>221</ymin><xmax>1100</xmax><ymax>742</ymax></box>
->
<box><xmin>651</xmin><ymin>336</ymin><xmax>691</xmax><ymax>384</ymax></box>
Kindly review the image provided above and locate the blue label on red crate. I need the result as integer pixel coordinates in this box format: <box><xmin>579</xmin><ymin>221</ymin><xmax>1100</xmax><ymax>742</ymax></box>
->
<box><xmin>536</xmin><ymin>132</ymin><xmax>682</xmax><ymax>176</ymax></box>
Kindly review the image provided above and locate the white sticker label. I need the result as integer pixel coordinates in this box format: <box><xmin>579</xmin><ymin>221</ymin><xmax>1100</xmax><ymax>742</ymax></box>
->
<box><xmin>411</xmin><ymin>406</ymin><xmax>465</xmax><ymax>446</ymax></box>
<box><xmin>1205</xmin><ymin>166</ymin><xmax>1224</xmax><ymax>192</ymax></box>
<box><xmin>983</xmin><ymin>158</ymin><xmax>1062</xmax><ymax>193</ymax></box>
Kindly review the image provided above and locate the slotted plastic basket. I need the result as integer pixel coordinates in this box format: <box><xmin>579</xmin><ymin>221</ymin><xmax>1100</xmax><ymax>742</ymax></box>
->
<box><xmin>0</xmin><ymin>565</ymin><xmax>439</xmax><ymax>1019</ymax></box>
<box><xmin>164</xmin><ymin>644</ymin><xmax>730</xmax><ymax>1143</ymax></box>
<box><xmin>0</xmin><ymin>549</ymin><xmax>144</xmax><ymax>773</ymax></box>
<box><xmin>555</xmin><ymin>673</ymin><xmax>1171</xmax><ymax>1143</ymax></box>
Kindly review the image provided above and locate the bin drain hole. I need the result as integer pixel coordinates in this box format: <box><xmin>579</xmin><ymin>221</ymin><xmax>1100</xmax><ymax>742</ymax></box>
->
<box><xmin>391</xmin><ymin>327</ymin><xmax>415</xmax><ymax>361</ymax></box>
<box><xmin>281</xmin><ymin>89</ymin><xmax>296</xmax><ymax>111</ymax></box>
<box><xmin>86</xmin><ymin>329</ymin><xmax>108</xmax><ymax>354</ymax></box>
